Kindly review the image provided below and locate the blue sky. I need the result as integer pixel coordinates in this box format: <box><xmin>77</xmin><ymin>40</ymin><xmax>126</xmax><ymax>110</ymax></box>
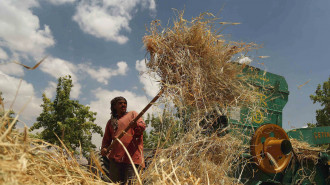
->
<box><xmin>0</xmin><ymin>0</ymin><xmax>329</xmax><ymax>146</ymax></box>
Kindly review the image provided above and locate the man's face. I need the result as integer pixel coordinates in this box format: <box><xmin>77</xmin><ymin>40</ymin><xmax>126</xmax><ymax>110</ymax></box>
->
<box><xmin>115</xmin><ymin>99</ymin><xmax>127</xmax><ymax>115</ymax></box>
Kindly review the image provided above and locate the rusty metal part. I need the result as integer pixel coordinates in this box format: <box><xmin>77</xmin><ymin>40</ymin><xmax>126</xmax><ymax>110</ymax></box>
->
<box><xmin>250</xmin><ymin>124</ymin><xmax>293</xmax><ymax>174</ymax></box>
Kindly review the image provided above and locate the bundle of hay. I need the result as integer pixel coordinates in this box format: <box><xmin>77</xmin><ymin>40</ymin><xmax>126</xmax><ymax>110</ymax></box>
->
<box><xmin>0</xmin><ymin>110</ymin><xmax>112</xmax><ymax>185</ymax></box>
<box><xmin>141</xmin><ymin>11</ymin><xmax>260</xmax><ymax>184</ymax></box>
<box><xmin>143</xmin><ymin>11</ymin><xmax>259</xmax><ymax>116</ymax></box>
<box><xmin>142</xmin><ymin>132</ymin><xmax>247</xmax><ymax>185</ymax></box>
<box><xmin>290</xmin><ymin>139</ymin><xmax>324</xmax><ymax>162</ymax></box>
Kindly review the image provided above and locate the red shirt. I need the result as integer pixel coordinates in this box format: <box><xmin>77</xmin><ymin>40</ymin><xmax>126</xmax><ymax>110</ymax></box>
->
<box><xmin>102</xmin><ymin>111</ymin><xmax>146</xmax><ymax>167</ymax></box>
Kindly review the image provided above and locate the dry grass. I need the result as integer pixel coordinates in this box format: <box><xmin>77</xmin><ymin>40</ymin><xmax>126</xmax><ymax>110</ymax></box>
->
<box><xmin>0</xmin><ymin>109</ymin><xmax>114</xmax><ymax>185</ymax></box>
<box><xmin>290</xmin><ymin>138</ymin><xmax>323</xmax><ymax>163</ymax></box>
<box><xmin>143</xmin><ymin>11</ymin><xmax>259</xmax><ymax>121</ymax></box>
<box><xmin>0</xmin><ymin>106</ymin><xmax>324</xmax><ymax>185</ymax></box>
<box><xmin>142</xmin><ymin>131</ymin><xmax>248</xmax><ymax>185</ymax></box>
<box><xmin>140</xmin><ymin>11</ymin><xmax>259</xmax><ymax>184</ymax></box>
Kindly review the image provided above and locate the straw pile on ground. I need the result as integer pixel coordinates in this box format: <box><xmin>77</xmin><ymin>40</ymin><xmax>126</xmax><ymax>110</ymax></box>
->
<box><xmin>0</xmin><ymin>109</ymin><xmax>112</xmax><ymax>184</ymax></box>
<box><xmin>142</xmin><ymin>132</ymin><xmax>248</xmax><ymax>185</ymax></box>
<box><xmin>290</xmin><ymin>138</ymin><xmax>323</xmax><ymax>163</ymax></box>
<box><xmin>143</xmin><ymin>11</ymin><xmax>259</xmax><ymax>116</ymax></box>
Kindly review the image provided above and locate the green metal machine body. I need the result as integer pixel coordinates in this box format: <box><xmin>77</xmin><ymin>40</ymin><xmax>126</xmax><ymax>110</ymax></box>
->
<box><xmin>287</xmin><ymin>127</ymin><xmax>330</xmax><ymax>146</ymax></box>
<box><xmin>227</xmin><ymin>66</ymin><xmax>329</xmax><ymax>185</ymax></box>
<box><xmin>228</xmin><ymin>66</ymin><xmax>289</xmax><ymax>129</ymax></box>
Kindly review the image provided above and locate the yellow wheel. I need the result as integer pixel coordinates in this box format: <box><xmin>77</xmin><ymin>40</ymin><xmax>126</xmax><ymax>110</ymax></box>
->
<box><xmin>250</xmin><ymin>124</ymin><xmax>293</xmax><ymax>174</ymax></box>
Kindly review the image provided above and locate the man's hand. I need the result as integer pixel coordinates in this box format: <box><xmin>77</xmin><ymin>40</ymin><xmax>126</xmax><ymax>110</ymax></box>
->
<box><xmin>101</xmin><ymin>147</ymin><xmax>108</xmax><ymax>156</ymax></box>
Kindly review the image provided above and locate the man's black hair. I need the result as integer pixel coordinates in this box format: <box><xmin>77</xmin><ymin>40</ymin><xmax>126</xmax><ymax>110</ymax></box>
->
<box><xmin>110</xmin><ymin>96</ymin><xmax>127</xmax><ymax>117</ymax></box>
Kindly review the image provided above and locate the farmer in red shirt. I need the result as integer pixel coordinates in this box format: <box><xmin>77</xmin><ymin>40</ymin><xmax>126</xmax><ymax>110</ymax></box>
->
<box><xmin>101</xmin><ymin>96</ymin><xmax>146</xmax><ymax>184</ymax></box>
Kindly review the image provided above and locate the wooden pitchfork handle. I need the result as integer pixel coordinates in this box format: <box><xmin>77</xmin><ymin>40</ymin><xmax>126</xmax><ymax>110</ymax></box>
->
<box><xmin>106</xmin><ymin>88</ymin><xmax>164</xmax><ymax>153</ymax></box>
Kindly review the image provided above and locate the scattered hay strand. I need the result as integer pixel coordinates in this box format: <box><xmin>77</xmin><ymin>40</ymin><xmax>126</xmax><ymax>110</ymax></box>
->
<box><xmin>290</xmin><ymin>138</ymin><xmax>323</xmax><ymax>162</ymax></box>
<box><xmin>116</xmin><ymin>138</ymin><xmax>142</xmax><ymax>185</ymax></box>
<box><xmin>297</xmin><ymin>79</ymin><xmax>311</xmax><ymax>89</ymax></box>
<box><xmin>13</xmin><ymin>56</ymin><xmax>47</xmax><ymax>70</ymax></box>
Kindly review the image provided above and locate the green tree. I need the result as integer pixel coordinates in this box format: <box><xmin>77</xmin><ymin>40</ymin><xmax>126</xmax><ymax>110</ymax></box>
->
<box><xmin>30</xmin><ymin>76</ymin><xmax>103</xmax><ymax>157</ymax></box>
<box><xmin>309</xmin><ymin>77</ymin><xmax>330</xmax><ymax>127</ymax></box>
<box><xmin>143</xmin><ymin>110</ymin><xmax>183</xmax><ymax>149</ymax></box>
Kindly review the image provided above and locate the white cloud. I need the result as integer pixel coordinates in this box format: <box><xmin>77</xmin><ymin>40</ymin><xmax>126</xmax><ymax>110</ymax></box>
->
<box><xmin>238</xmin><ymin>56</ymin><xmax>252</xmax><ymax>64</ymax></box>
<box><xmin>0</xmin><ymin>48</ymin><xmax>8</xmax><ymax>60</ymax></box>
<box><xmin>116</xmin><ymin>61</ymin><xmax>128</xmax><ymax>75</ymax></box>
<box><xmin>43</xmin><ymin>81</ymin><xmax>57</xmax><ymax>99</ymax></box>
<box><xmin>0</xmin><ymin>0</ymin><xmax>55</xmax><ymax>58</ymax></box>
<box><xmin>40</xmin><ymin>58</ymin><xmax>129</xmax><ymax>99</ymax></box>
<box><xmin>0</xmin><ymin>71</ymin><xmax>42</xmax><ymax>124</ymax></box>
<box><xmin>40</xmin><ymin>57</ymin><xmax>77</xmax><ymax>80</ymax></box>
<box><xmin>135</xmin><ymin>59</ymin><xmax>146</xmax><ymax>71</ymax></box>
<box><xmin>147</xmin><ymin>0</ymin><xmax>156</xmax><ymax>10</ymax></box>
<box><xmin>40</xmin><ymin>57</ymin><xmax>81</xmax><ymax>98</ymax></box>
<box><xmin>89</xmin><ymin>87</ymin><xmax>155</xmax><ymax>148</ymax></box>
<box><xmin>135</xmin><ymin>59</ymin><xmax>160</xmax><ymax>97</ymax></box>
<box><xmin>72</xmin><ymin>0</ymin><xmax>156</xmax><ymax>44</ymax></box>
<box><xmin>48</xmin><ymin>0</ymin><xmax>76</xmax><ymax>5</ymax></box>
<box><xmin>79</xmin><ymin>61</ymin><xmax>128</xmax><ymax>85</ymax></box>
<box><xmin>0</xmin><ymin>62</ymin><xmax>24</xmax><ymax>76</ymax></box>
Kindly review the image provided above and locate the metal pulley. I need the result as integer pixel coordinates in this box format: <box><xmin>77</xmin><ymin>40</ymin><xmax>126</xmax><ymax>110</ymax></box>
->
<box><xmin>250</xmin><ymin>124</ymin><xmax>293</xmax><ymax>174</ymax></box>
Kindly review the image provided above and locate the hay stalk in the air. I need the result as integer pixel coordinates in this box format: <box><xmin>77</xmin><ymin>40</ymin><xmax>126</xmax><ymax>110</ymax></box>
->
<box><xmin>143</xmin><ymin>11</ymin><xmax>259</xmax><ymax>125</ymax></box>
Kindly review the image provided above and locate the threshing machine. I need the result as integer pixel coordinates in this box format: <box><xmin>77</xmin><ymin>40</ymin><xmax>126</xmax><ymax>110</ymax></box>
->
<box><xmin>228</xmin><ymin>66</ymin><xmax>330</xmax><ymax>185</ymax></box>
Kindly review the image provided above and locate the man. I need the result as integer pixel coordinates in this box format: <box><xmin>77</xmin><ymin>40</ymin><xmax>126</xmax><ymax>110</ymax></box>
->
<box><xmin>101</xmin><ymin>96</ymin><xmax>146</xmax><ymax>184</ymax></box>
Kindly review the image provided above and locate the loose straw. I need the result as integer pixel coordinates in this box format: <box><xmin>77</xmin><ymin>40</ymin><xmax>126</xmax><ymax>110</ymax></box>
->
<box><xmin>116</xmin><ymin>138</ymin><xmax>143</xmax><ymax>185</ymax></box>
